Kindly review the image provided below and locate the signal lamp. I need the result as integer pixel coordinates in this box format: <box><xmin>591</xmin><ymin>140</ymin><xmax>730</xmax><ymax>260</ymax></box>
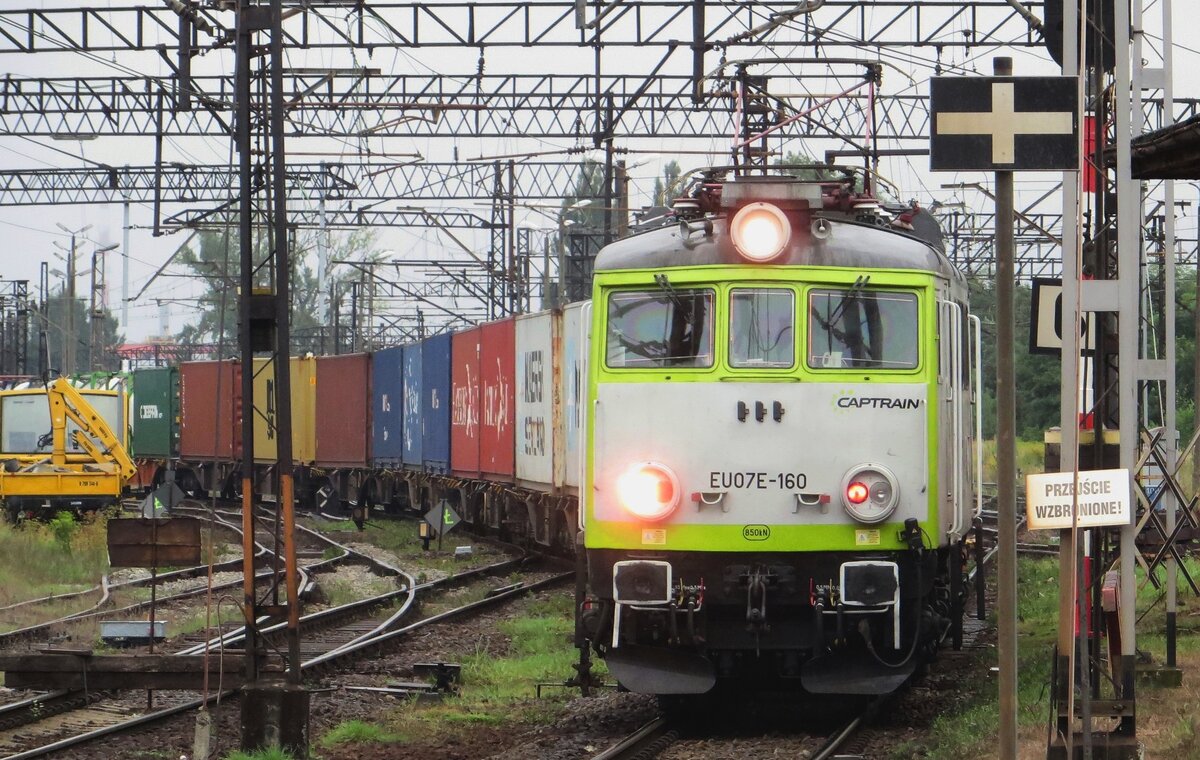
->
<box><xmin>846</xmin><ymin>481</ymin><xmax>870</xmax><ymax>505</ymax></box>
<box><xmin>616</xmin><ymin>462</ymin><xmax>681</xmax><ymax>521</ymax></box>
<box><xmin>730</xmin><ymin>202</ymin><xmax>790</xmax><ymax>262</ymax></box>
<box><xmin>840</xmin><ymin>464</ymin><xmax>900</xmax><ymax>524</ymax></box>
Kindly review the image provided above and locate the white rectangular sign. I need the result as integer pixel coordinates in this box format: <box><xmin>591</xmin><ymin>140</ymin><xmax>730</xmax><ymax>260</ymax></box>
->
<box><xmin>1025</xmin><ymin>468</ymin><xmax>1131</xmax><ymax>530</ymax></box>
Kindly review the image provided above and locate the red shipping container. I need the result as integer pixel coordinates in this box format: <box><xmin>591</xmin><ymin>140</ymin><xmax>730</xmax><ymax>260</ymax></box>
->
<box><xmin>451</xmin><ymin>327</ymin><xmax>482</xmax><ymax>476</ymax></box>
<box><xmin>179</xmin><ymin>360</ymin><xmax>240</xmax><ymax>460</ymax></box>
<box><xmin>479</xmin><ymin>318</ymin><xmax>516</xmax><ymax>479</ymax></box>
<box><xmin>315</xmin><ymin>354</ymin><xmax>372</xmax><ymax>468</ymax></box>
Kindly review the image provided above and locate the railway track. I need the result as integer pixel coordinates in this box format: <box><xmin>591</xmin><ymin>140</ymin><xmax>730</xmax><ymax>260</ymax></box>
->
<box><xmin>588</xmin><ymin>699</ymin><xmax>881</xmax><ymax>760</ymax></box>
<box><xmin>0</xmin><ymin>508</ymin><xmax>569</xmax><ymax>759</ymax></box>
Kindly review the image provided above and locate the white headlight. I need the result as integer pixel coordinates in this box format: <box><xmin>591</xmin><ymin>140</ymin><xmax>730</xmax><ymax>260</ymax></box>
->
<box><xmin>616</xmin><ymin>462</ymin><xmax>681</xmax><ymax>521</ymax></box>
<box><xmin>730</xmin><ymin>202</ymin><xmax>790</xmax><ymax>262</ymax></box>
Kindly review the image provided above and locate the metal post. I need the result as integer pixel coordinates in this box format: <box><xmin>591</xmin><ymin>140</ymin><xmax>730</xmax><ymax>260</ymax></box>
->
<box><xmin>1114</xmin><ymin>0</ymin><xmax>1140</xmax><ymax>735</ymax></box>
<box><xmin>616</xmin><ymin>159</ymin><xmax>630</xmax><ymax>237</ymax></box>
<box><xmin>690</xmin><ymin>0</ymin><xmax>705</xmax><ymax>104</ymax></box>
<box><xmin>557</xmin><ymin>219</ymin><xmax>568</xmax><ymax>307</ymax></box>
<box><xmin>1056</xmin><ymin>0</ymin><xmax>1083</xmax><ymax>750</ymax></box>
<box><xmin>316</xmin><ymin>167</ymin><xmax>329</xmax><ymax>324</ymax></box>
<box><xmin>234</xmin><ymin>0</ymin><xmax>259</xmax><ymax>688</ymax></box>
<box><xmin>603</xmin><ymin>104</ymin><xmax>615</xmax><ymax>246</ymax></box>
<box><xmin>89</xmin><ymin>252</ymin><xmax>99</xmax><ymax>371</ymax></box>
<box><xmin>38</xmin><ymin>262</ymin><xmax>49</xmax><ymax>378</ymax></box>
<box><xmin>267</xmin><ymin>0</ymin><xmax>302</xmax><ymax>690</ymax></box>
<box><xmin>122</xmin><ymin>198</ymin><xmax>130</xmax><ymax>332</ymax></box>
<box><xmin>66</xmin><ymin>233</ymin><xmax>76</xmax><ymax>375</ymax></box>
<box><xmin>993</xmin><ymin>54</ymin><xmax>1017</xmax><ymax>760</ymax></box>
<box><xmin>1162</xmin><ymin>0</ymin><xmax>1178</xmax><ymax>670</ymax></box>
<box><xmin>506</xmin><ymin>160</ymin><xmax>517</xmax><ymax>314</ymax></box>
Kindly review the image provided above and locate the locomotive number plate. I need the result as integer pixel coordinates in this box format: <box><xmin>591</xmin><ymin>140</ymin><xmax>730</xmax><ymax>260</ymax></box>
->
<box><xmin>708</xmin><ymin>471</ymin><xmax>808</xmax><ymax>490</ymax></box>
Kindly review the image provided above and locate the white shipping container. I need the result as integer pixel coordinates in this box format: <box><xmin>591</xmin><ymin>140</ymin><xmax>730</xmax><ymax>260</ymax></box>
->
<box><xmin>562</xmin><ymin>302</ymin><xmax>587</xmax><ymax>492</ymax></box>
<box><xmin>515</xmin><ymin>310</ymin><xmax>556</xmax><ymax>490</ymax></box>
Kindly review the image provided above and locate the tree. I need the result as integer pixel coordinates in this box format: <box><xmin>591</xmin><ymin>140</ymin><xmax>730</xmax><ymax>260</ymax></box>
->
<box><xmin>174</xmin><ymin>227</ymin><xmax>382</xmax><ymax>356</ymax></box>
<box><xmin>559</xmin><ymin>159</ymin><xmax>610</xmax><ymax>232</ymax></box>
<box><xmin>651</xmin><ymin>160</ymin><xmax>683</xmax><ymax>207</ymax></box>
<box><xmin>969</xmin><ymin>278</ymin><xmax>1062</xmax><ymax>440</ymax></box>
<box><xmin>32</xmin><ymin>287</ymin><xmax>124</xmax><ymax>375</ymax></box>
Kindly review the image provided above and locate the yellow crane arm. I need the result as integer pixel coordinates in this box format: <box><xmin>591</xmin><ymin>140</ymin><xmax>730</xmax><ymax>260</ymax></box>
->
<box><xmin>46</xmin><ymin>378</ymin><xmax>137</xmax><ymax>481</ymax></box>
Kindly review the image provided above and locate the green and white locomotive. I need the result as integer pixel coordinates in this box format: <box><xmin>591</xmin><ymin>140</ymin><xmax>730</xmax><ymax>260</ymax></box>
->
<box><xmin>577</xmin><ymin>165</ymin><xmax>982</xmax><ymax>696</ymax></box>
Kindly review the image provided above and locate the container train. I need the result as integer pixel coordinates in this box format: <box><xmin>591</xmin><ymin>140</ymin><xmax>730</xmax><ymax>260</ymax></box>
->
<box><xmin>19</xmin><ymin>164</ymin><xmax>980</xmax><ymax>697</ymax></box>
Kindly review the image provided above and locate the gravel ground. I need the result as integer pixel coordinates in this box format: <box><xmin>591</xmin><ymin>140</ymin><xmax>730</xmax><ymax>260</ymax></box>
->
<box><xmin>16</xmin><ymin>536</ymin><xmax>1001</xmax><ymax>760</ymax></box>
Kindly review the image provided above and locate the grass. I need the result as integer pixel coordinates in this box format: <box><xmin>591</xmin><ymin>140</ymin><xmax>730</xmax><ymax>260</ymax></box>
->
<box><xmin>224</xmin><ymin>749</ymin><xmax>295</xmax><ymax>760</ymax></box>
<box><xmin>320</xmin><ymin>719</ymin><xmax>405</xmax><ymax>747</ymax></box>
<box><xmin>0</xmin><ymin>513</ymin><xmax>110</xmax><ymax>609</ymax></box>
<box><xmin>890</xmin><ymin>551</ymin><xmax>1200</xmax><ymax>759</ymax></box>
<box><xmin>418</xmin><ymin>577</ymin><xmax>501</xmax><ymax>616</ymax></box>
<box><xmin>982</xmin><ymin>438</ymin><xmax>1046</xmax><ymax>484</ymax></box>
<box><xmin>300</xmin><ymin>515</ymin><xmax>506</xmax><ymax>575</ymax></box>
<box><xmin>890</xmin><ymin>556</ymin><xmax>1062</xmax><ymax>759</ymax></box>
<box><xmin>358</xmin><ymin>592</ymin><xmax>604</xmax><ymax>746</ymax></box>
<box><xmin>320</xmin><ymin>571</ymin><xmax>398</xmax><ymax>607</ymax></box>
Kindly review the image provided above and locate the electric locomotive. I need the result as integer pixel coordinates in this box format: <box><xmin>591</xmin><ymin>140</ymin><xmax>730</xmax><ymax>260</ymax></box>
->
<box><xmin>577</xmin><ymin>165</ymin><xmax>981</xmax><ymax>696</ymax></box>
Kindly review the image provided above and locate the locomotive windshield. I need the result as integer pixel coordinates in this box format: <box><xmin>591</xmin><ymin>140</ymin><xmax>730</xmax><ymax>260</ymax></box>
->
<box><xmin>807</xmin><ymin>289</ymin><xmax>918</xmax><ymax>370</ymax></box>
<box><xmin>605</xmin><ymin>288</ymin><xmax>714</xmax><ymax>368</ymax></box>
<box><xmin>729</xmin><ymin>288</ymin><xmax>795</xmax><ymax>368</ymax></box>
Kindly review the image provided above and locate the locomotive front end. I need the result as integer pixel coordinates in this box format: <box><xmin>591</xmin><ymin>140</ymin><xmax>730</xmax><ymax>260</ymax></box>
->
<box><xmin>580</xmin><ymin>169</ymin><xmax>978</xmax><ymax>696</ymax></box>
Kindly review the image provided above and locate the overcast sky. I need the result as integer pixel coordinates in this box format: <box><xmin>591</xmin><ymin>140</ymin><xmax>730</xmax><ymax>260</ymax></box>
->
<box><xmin>0</xmin><ymin>0</ymin><xmax>1196</xmax><ymax>343</ymax></box>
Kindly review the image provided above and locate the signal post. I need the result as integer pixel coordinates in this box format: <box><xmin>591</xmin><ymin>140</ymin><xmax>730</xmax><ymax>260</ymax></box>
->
<box><xmin>929</xmin><ymin>59</ymin><xmax>1080</xmax><ymax>759</ymax></box>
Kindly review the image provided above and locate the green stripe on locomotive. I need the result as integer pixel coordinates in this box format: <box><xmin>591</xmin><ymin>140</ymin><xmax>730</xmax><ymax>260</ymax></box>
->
<box><xmin>584</xmin><ymin>263</ymin><xmax>946</xmax><ymax>554</ymax></box>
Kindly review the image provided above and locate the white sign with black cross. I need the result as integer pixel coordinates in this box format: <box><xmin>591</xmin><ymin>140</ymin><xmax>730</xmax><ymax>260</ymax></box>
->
<box><xmin>930</xmin><ymin>76</ymin><xmax>1079</xmax><ymax>172</ymax></box>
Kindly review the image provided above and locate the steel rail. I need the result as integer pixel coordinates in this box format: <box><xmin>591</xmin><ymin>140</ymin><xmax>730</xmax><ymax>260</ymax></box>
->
<box><xmin>0</xmin><ymin>517</ymin><xmax>276</xmax><ymax>645</ymax></box>
<box><xmin>588</xmin><ymin>716</ymin><xmax>672</xmax><ymax>760</ymax></box>
<box><xmin>2</xmin><ymin>571</ymin><xmax>571</xmax><ymax>759</ymax></box>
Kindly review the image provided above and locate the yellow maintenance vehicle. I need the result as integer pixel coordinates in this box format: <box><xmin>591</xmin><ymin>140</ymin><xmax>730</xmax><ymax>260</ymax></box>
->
<box><xmin>0</xmin><ymin>377</ymin><xmax>137</xmax><ymax>522</ymax></box>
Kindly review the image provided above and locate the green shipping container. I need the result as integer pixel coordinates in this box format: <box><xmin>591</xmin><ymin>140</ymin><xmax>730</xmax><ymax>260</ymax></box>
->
<box><xmin>131</xmin><ymin>367</ymin><xmax>179</xmax><ymax>459</ymax></box>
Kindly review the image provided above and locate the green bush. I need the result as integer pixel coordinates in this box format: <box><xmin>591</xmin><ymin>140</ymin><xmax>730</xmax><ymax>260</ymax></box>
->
<box><xmin>48</xmin><ymin>511</ymin><xmax>78</xmax><ymax>550</ymax></box>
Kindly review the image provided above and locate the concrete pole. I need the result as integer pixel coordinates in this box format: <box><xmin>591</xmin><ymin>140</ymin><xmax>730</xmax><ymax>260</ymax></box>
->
<box><xmin>993</xmin><ymin>54</ymin><xmax>1018</xmax><ymax>760</ymax></box>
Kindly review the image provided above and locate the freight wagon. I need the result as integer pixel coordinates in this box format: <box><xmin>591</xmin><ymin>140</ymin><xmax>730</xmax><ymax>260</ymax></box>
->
<box><xmin>128</xmin><ymin>308</ymin><xmax>584</xmax><ymax>552</ymax></box>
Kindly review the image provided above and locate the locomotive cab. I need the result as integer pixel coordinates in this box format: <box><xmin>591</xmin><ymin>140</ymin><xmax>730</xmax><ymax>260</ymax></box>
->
<box><xmin>579</xmin><ymin>167</ymin><xmax>981</xmax><ymax>696</ymax></box>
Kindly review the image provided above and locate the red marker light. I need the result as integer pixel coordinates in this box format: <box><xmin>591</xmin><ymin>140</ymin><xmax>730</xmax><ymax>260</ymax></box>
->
<box><xmin>617</xmin><ymin>463</ymin><xmax>680</xmax><ymax>521</ymax></box>
<box><xmin>846</xmin><ymin>481</ymin><xmax>870</xmax><ymax>505</ymax></box>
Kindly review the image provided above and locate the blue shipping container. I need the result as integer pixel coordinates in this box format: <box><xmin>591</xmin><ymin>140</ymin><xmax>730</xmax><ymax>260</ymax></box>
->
<box><xmin>422</xmin><ymin>333</ymin><xmax>452</xmax><ymax>472</ymax></box>
<box><xmin>402</xmin><ymin>342</ymin><xmax>423</xmax><ymax>467</ymax></box>
<box><xmin>371</xmin><ymin>346</ymin><xmax>405</xmax><ymax>465</ymax></box>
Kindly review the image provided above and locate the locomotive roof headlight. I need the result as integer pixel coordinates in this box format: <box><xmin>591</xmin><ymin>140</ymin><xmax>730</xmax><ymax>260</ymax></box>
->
<box><xmin>840</xmin><ymin>464</ymin><xmax>900</xmax><ymax>524</ymax></box>
<box><xmin>616</xmin><ymin>462</ymin><xmax>681</xmax><ymax>521</ymax></box>
<box><xmin>730</xmin><ymin>202</ymin><xmax>790</xmax><ymax>263</ymax></box>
